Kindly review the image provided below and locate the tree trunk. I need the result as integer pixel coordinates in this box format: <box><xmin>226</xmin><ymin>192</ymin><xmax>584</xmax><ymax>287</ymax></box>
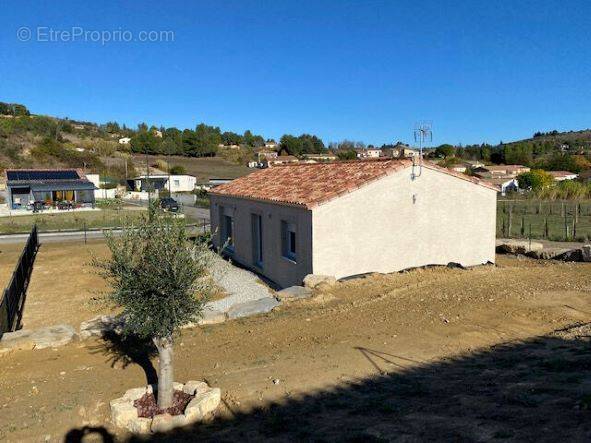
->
<box><xmin>153</xmin><ymin>335</ymin><xmax>174</xmax><ymax>409</ymax></box>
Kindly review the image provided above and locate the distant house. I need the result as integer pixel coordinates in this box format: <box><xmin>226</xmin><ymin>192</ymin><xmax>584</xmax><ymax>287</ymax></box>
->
<box><xmin>265</xmin><ymin>141</ymin><xmax>278</xmax><ymax>149</ymax></box>
<box><xmin>209</xmin><ymin>159</ymin><xmax>497</xmax><ymax>288</ymax></box>
<box><xmin>5</xmin><ymin>169</ymin><xmax>96</xmax><ymax>209</ymax></box>
<box><xmin>487</xmin><ymin>177</ymin><xmax>520</xmax><ymax>196</ymax></box>
<box><xmin>265</xmin><ymin>155</ymin><xmax>299</xmax><ymax>167</ymax></box>
<box><xmin>302</xmin><ymin>153</ymin><xmax>337</xmax><ymax>162</ymax></box>
<box><xmin>473</xmin><ymin>165</ymin><xmax>530</xmax><ymax>178</ymax></box>
<box><xmin>381</xmin><ymin>147</ymin><xmax>420</xmax><ymax>158</ymax></box>
<box><xmin>548</xmin><ymin>171</ymin><xmax>578</xmax><ymax>182</ymax></box>
<box><xmin>128</xmin><ymin>174</ymin><xmax>196</xmax><ymax>193</ymax></box>
<box><xmin>118</xmin><ymin>137</ymin><xmax>131</xmax><ymax>145</ymax></box>
<box><xmin>355</xmin><ymin>148</ymin><xmax>381</xmax><ymax>159</ymax></box>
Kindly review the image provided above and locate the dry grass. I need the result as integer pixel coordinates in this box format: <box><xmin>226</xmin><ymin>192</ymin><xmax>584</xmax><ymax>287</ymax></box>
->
<box><xmin>132</xmin><ymin>154</ymin><xmax>252</xmax><ymax>183</ymax></box>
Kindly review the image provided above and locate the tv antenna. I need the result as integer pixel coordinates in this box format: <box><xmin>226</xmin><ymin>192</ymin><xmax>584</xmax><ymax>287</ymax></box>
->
<box><xmin>412</xmin><ymin>121</ymin><xmax>432</xmax><ymax>178</ymax></box>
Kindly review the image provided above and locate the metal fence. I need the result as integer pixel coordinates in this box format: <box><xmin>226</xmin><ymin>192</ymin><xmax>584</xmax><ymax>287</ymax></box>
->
<box><xmin>497</xmin><ymin>199</ymin><xmax>591</xmax><ymax>242</ymax></box>
<box><xmin>0</xmin><ymin>225</ymin><xmax>39</xmax><ymax>337</ymax></box>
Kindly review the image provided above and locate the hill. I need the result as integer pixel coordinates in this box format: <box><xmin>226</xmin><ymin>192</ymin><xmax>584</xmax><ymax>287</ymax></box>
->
<box><xmin>430</xmin><ymin>129</ymin><xmax>591</xmax><ymax>174</ymax></box>
<box><xmin>0</xmin><ymin>102</ymin><xmax>256</xmax><ymax>183</ymax></box>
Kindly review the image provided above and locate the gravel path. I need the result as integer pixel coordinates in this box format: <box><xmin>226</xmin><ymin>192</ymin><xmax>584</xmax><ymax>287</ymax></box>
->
<box><xmin>206</xmin><ymin>252</ymin><xmax>275</xmax><ymax>313</ymax></box>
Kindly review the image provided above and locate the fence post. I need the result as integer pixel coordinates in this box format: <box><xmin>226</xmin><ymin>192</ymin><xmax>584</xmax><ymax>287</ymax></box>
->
<box><xmin>508</xmin><ymin>209</ymin><xmax>513</xmax><ymax>237</ymax></box>
<box><xmin>520</xmin><ymin>215</ymin><xmax>525</xmax><ymax>236</ymax></box>
<box><xmin>544</xmin><ymin>216</ymin><xmax>549</xmax><ymax>239</ymax></box>
<box><xmin>84</xmin><ymin>221</ymin><xmax>87</xmax><ymax>244</ymax></box>
<box><xmin>529</xmin><ymin>223</ymin><xmax>532</xmax><ymax>251</ymax></box>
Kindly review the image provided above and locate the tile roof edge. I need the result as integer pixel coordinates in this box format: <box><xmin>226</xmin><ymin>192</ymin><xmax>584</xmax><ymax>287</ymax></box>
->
<box><xmin>209</xmin><ymin>193</ymin><xmax>311</xmax><ymax>209</ymax></box>
<box><xmin>421</xmin><ymin>161</ymin><xmax>499</xmax><ymax>191</ymax></box>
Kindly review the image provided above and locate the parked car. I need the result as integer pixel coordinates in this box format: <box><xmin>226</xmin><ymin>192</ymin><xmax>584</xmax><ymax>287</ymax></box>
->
<box><xmin>159</xmin><ymin>197</ymin><xmax>179</xmax><ymax>212</ymax></box>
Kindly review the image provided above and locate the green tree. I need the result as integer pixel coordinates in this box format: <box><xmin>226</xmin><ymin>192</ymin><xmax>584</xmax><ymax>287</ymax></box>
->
<box><xmin>169</xmin><ymin>165</ymin><xmax>187</xmax><ymax>174</ymax></box>
<box><xmin>517</xmin><ymin>169</ymin><xmax>554</xmax><ymax>191</ymax></box>
<box><xmin>279</xmin><ymin>134</ymin><xmax>303</xmax><ymax>156</ymax></box>
<box><xmin>336</xmin><ymin>149</ymin><xmax>357</xmax><ymax>160</ymax></box>
<box><xmin>94</xmin><ymin>207</ymin><xmax>214</xmax><ymax>409</ymax></box>
<box><xmin>435</xmin><ymin>144</ymin><xmax>456</xmax><ymax>158</ymax></box>
<box><xmin>130</xmin><ymin>130</ymin><xmax>161</xmax><ymax>154</ymax></box>
<box><xmin>221</xmin><ymin>131</ymin><xmax>243</xmax><ymax>146</ymax></box>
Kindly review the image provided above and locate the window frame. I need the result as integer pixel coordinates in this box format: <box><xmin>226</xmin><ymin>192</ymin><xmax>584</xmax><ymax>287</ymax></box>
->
<box><xmin>281</xmin><ymin>220</ymin><xmax>297</xmax><ymax>263</ymax></box>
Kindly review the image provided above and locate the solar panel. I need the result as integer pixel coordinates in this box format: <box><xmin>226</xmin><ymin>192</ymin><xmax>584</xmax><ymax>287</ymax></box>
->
<box><xmin>7</xmin><ymin>170</ymin><xmax>80</xmax><ymax>181</ymax></box>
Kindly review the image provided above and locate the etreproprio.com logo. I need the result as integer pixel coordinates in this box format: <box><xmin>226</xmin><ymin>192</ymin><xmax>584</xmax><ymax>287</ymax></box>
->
<box><xmin>16</xmin><ymin>26</ymin><xmax>175</xmax><ymax>45</ymax></box>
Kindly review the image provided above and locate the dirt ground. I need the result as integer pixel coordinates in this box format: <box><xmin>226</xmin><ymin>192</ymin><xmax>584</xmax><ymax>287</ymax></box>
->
<box><xmin>2</xmin><ymin>240</ymin><xmax>114</xmax><ymax>330</ymax></box>
<box><xmin>1</xmin><ymin>255</ymin><xmax>591</xmax><ymax>441</ymax></box>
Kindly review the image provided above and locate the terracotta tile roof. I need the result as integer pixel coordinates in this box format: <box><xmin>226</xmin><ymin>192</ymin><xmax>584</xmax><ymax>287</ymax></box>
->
<box><xmin>210</xmin><ymin>159</ymin><xmax>497</xmax><ymax>208</ymax></box>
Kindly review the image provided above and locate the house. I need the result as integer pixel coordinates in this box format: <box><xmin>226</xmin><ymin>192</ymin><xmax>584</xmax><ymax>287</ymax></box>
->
<box><xmin>86</xmin><ymin>174</ymin><xmax>118</xmax><ymax>199</ymax></box>
<box><xmin>473</xmin><ymin>165</ymin><xmax>530</xmax><ymax>178</ymax></box>
<box><xmin>265</xmin><ymin>155</ymin><xmax>299</xmax><ymax>167</ymax></box>
<box><xmin>209</xmin><ymin>159</ymin><xmax>497</xmax><ymax>288</ymax></box>
<box><xmin>256</xmin><ymin>149</ymin><xmax>278</xmax><ymax>162</ymax></box>
<box><xmin>355</xmin><ymin>148</ymin><xmax>381</xmax><ymax>158</ymax></box>
<box><xmin>128</xmin><ymin>174</ymin><xmax>196</xmax><ymax>193</ymax></box>
<box><xmin>5</xmin><ymin>169</ymin><xmax>97</xmax><ymax>209</ymax></box>
<box><xmin>302</xmin><ymin>153</ymin><xmax>337</xmax><ymax>162</ymax></box>
<box><xmin>487</xmin><ymin>177</ymin><xmax>520</xmax><ymax>196</ymax></box>
<box><xmin>265</xmin><ymin>141</ymin><xmax>278</xmax><ymax>149</ymax></box>
<box><xmin>548</xmin><ymin>171</ymin><xmax>578</xmax><ymax>182</ymax></box>
<box><xmin>381</xmin><ymin>147</ymin><xmax>420</xmax><ymax>158</ymax></box>
<box><xmin>118</xmin><ymin>137</ymin><xmax>131</xmax><ymax>145</ymax></box>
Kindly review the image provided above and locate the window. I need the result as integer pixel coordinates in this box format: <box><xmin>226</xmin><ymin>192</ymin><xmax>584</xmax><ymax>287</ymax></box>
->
<box><xmin>251</xmin><ymin>214</ymin><xmax>263</xmax><ymax>266</ymax></box>
<box><xmin>173</xmin><ymin>179</ymin><xmax>180</xmax><ymax>187</ymax></box>
<box><xmin>281</xmin><ymin>221</ymin><xmax>296</xmax><ymax>262</ymax></box>
<box><xmin>221</xmin><ymin>213</ymin><xmax>234</xmax><ymax>252</ymax></box>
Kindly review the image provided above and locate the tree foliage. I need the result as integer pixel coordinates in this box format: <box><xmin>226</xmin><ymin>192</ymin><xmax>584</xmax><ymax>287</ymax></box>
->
<box><xmin>517</xmin><ymin>169</ymin><xmax>554</xmax><ymax>191</ymax></box>
<box><xmin>94</xmin><ymin>207</ymin><xmax>214</xmax><ymax>408</ymax></box>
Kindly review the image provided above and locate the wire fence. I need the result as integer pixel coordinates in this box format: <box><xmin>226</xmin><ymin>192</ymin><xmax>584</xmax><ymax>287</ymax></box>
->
<box><xmin>497</xmin><ymin>199</ymin><xmax>591</xmax><ymax>242</ymax></box>
<box><xmin>0</xmin><ymin>225</ymin><xmax>39</xmax><ymax>337</ymax></box>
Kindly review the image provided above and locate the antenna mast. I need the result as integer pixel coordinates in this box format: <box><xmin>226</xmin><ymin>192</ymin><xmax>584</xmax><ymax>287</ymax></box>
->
<box><xmin>412</xmin><ymin>121</ymin><xmax>432</xmax><ymax>178</ymax></box>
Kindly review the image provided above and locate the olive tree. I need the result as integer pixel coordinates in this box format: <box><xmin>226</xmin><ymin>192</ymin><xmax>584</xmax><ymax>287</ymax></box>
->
<box><xmin>95</xmin><ymin>207</ymin><xmax>213</xmax><ymax>408</ymax></box>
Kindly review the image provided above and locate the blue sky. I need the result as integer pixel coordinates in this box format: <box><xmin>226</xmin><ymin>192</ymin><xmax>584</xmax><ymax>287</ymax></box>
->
<box><xmin>1</xmin><ymin>0</ymin><xmax>590</xmax><ymax>146</ymax></box>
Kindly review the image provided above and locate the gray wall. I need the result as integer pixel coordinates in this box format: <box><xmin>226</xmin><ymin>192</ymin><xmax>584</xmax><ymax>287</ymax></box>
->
<box><xmin>312</xmin><ymin>166</ymin><xmax>497</xmax><ymax>279</ymax></box>
<box><xmin>210</xmin><ymin>195</ymin><xmax>313</xmax><ymax>288</ymax></box>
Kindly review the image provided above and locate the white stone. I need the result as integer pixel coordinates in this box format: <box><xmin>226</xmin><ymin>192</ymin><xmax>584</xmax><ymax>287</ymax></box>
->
<box><xmin>0</xmin><ymin>324</ymin><xmax>77</xmax><ymax>352</ymax></box>
<box><xmin>79</xmin><ymin>315</ymin><xmax>124</xmax><ymax>339</ymax></box>
<box><xmin>277</xmin><ymin>286</ymin><xmax>313</xmax><ymax>300</ymax></box>
<box><xmin>128</xmin><ymin>417</ymin><xmax>151</xmax><ymax>434</ymax></box>
<box><xmin>183</xmin><ymin>380</ymin><xmax>209</xmax><ymax>395</ymax></box>
<box><xmin>111</xmin><ymin>381</ymin><xmax>221</xmax><ymax>434</ymax></box>
<box><xmin>110</xmin><ymin>398</ymin><xmax>138</xmax><ymax>428</ymax></box>
<box><xmin>184</xmin><ymin>388</ymin><xmax>221</xmax><ymax>422</ymax></box>
<box><xmin>198</xmin><ymin>310</ymin><xmax>227</xmax><ymax>325</ymax></box>
<box><xmin>496</xmin><ymin>239</ymin><xmax>543</xmax><ymax>254</ymax></box>
<box><xmin>227</xmin><ymin>297</ymin><xmax>279</xmax><ymax>320</ymax></box>
<box><xmin>303</xmin><ymin>274</ymin><xmax>337</xmax><ymax>289</ymax></box>
<box><xmin>123</xmin><ymin>387</ymin><xmax>150</xmax><ymax>401</ymax></box>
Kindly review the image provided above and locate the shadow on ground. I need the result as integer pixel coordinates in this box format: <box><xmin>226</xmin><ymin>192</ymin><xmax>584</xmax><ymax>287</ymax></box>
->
<box><xmin>90</xmin><ymin>330</ymin><xmax>158</xmax><ymax>385</ymax></box>
<box><xmin>73</xmin><ymin>323</ymin><xmax>591</xmax><ymax>441</ymax></box>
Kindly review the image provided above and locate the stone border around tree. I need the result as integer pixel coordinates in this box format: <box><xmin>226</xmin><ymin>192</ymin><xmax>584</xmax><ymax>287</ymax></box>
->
<box><xmin>110</xmin><ymin>380</ymin><xmax>221</xmax><ymax>434</ymax></box>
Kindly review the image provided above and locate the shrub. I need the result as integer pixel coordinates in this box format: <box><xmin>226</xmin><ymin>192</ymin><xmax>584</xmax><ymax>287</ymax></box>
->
<box><xmin>169</xmin><ymin>165</ymin><xmax>186</xmax><ymax>175</ymax></box>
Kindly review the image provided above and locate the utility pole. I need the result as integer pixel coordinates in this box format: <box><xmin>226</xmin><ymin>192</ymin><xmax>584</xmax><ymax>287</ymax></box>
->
<box><xmin>146</xmin><ymin>147</ymin><xmax>151</xmax><ymax>208</ymax></box>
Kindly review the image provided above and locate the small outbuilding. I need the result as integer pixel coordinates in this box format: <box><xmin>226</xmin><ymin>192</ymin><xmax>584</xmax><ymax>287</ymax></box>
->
<box><xmin>127</xmin><ymin>174</ymin><xmax>196</xmax><ymax>193</ymax></box>
<box><xmin>209</xmin><ymin>159</ymin><xmax>497</xmax><ymax>288</ymax></box>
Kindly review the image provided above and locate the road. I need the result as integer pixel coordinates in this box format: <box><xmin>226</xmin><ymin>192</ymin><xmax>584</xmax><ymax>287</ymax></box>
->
<box><xmin>123</xmin><ymin>199</ymin><xmax>210</xmax><ymax>224</ymax></box>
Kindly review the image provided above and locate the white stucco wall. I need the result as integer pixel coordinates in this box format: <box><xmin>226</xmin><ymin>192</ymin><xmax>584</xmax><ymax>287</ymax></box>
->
<box><xmin>311</xmin><ymin>165</ymin><xmax>497</xmax><ymax>279</ymax></box>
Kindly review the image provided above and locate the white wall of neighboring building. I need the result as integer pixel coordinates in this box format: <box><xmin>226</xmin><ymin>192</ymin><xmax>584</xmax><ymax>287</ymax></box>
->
<box><xmin>86</xmin><ymin>174</ymin><xmax>116</xmax><ymax>199</ymax></box>
<box><xmin>312</xmin><ymin>165</ymin><xmax>497</xmax><ymax>279</ymax></box>
<box><xmin>165</xmin><ymin>175</ymin><xmax>196</xmax><ymax>192</ymax></box>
